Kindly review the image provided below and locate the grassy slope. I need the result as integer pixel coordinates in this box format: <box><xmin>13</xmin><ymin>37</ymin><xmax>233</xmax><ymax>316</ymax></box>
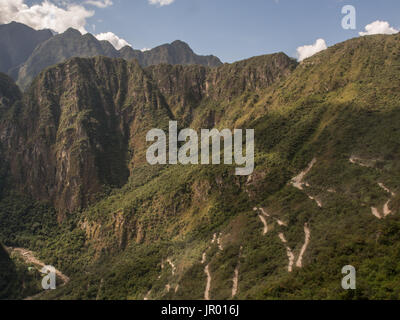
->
<box><xmin>1</xmin><ymin>34</ymin><xmax>400</xmax><ymax>300</ymax></box>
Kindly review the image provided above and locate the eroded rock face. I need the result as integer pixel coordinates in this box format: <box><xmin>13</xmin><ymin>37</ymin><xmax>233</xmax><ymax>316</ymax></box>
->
<box><xmin>1</xmin><ymin>58</ymin><xmax>173</xmax><ymax>218</ymax></box>
<box><xmin>145</xmin><ymin>52</ymin><xmax>297</xmax><ymax>127</ymax></box>
<box><xmin>0</xmin><ymin>52</ymin><xmax>296</xmax><ymax>219</ymax></box>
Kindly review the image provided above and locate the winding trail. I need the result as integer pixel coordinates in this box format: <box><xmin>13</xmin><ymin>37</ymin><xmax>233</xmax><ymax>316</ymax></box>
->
<box><xmin>232</xmin><ymin>267</ymin><xmax>240</xmax><ymax>298</ymax></box>
<box><xmin>308</xmin><ymin>195</ymin><xmax>322</xmax><ymax>208</ymax></box>
<box><xmin>291</xmin><ymin>158</ymin><xmax>317</xmax><ymax>191</ymax></box>
<box><xmin>259</xmin><ymin>208</ymin><xmax>270</xmax><ymax>217</ymax></box>
<box><xmin>232</xmin><ymin>246</ymin><xmax>243</xmax><ymax>298</ymax></box>
<box><xmin>166</xmin><ymin>259</ymin><xmax>176</xmax><ymax>276</ymax></box>
<box><xmin>371</xmin><ymin>207</ymin><xmax>382</xmax><ymax>219</ymax></box>
<box><xmin>217</xmin><ymin>233</ymin><xmax>223</xmax><ymax>251</ymax></box>
<box><xmin>255</xmin><ymin>207</ymin><xmax>287</xmax><ymax>230</ymax></box>
<box><xmin>258</xmin><ymin>214</ymin><xmax>268</xmax><ymax>235</ymax></box>
<box><xmin>370</xmin><ymin>183</ymin><xmax>396</xmax><ymax>219</ymax></box>
<box><xmin>276</xmin><ymin>219</ymin><xmax>287</xmax><ymax>227</ymax></box>
<box><xmin>296</xmin><ymin>224</ymin><xmax>311</xmax><ymax>268</ymax></box>
<box><xmin>254</xmin><ymin>207</ymin><xmax>268</xmax><ymax>235</ymax></box>
<box><xmin>278</xmin><ymin>234</ymin><xmax>295</xmax><ymax>273</ymax></box>
<box><xmin>349</xmin><ymin>159</ymin><xmax>397</xmax><ymax>219</ymax></box>
<box><xmin>201</xmin><ymin>252</ymin><xmax>207</xmax><ymax>264</ymax></box>
<box><xmin>291</xmin><ymin>158</ymin><xmax>323</xmax><ymax>207</ymax></box>
<box><xmin>379</xmin><ymin>183</ymin><xmax>395</xmax><ymax>217</ymax></box>
<box><xmin>204</xmin><ymin>264</ymin><xmax>212</xmax><ymax>300</ymax></box>
<box><xmin>144</xmin><ymin>290</ymin><xmax>152</xmax><ymax>300</ymax></box>
<box><xmin>7</xmin><ymin>247</ymin><xmax>70</xmax><ymax>300</ymax></box>
<box><xmin>202</xmin><ymin>232</ymin><xmax>223</xmax><ymax>300</ymax></box>
<box><xmin>383</xmin><ymin>200</ymin><xmax>392</xmax><ymax>217</ymax></box>
<box><xmin>8</xmin><ymin>247</ymin><xmax>70</xmax><ymax>284</ymax></box>
<box><xmin>349</xmin><ymin>156</ymin><xmax>370</xmax><ymax>168</ymax></box>
<box><xmin>378</xmin><ymin>183</ymin><xmax>396</xmax><ymax>196</ymax></box>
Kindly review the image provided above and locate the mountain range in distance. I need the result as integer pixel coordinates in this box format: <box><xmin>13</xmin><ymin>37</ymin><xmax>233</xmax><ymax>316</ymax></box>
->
<box><xmin>0</xmin><ymin>22</ymin><xmax>222</xmax><ymax>91</ymax></box>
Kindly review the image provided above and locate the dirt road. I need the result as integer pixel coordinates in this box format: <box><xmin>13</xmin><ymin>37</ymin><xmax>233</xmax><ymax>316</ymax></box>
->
<box><xmin>8</xmin><ymin>247</ymin><xmax>70</xmax><ymax>284</ymax></box>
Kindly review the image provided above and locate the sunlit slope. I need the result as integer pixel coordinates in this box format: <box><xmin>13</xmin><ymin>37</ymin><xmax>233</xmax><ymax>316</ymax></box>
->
<box><xmin>1</xmin><ymin>34</ymin><xmax>400</xmax><ymax>300</ymax></box>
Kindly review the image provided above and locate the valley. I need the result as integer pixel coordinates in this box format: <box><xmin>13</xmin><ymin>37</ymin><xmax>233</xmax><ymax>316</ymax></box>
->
<box><xmin>1</xmin><ymin>31</ymin><xmax>400</xmax><ymax>300</ymax></box>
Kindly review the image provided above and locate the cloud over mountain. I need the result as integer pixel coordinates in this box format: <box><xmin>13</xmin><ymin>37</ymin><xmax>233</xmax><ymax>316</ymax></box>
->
<box><xmin>296</xmin><ymin>38</ymin><xmax>327</xmax><ymax>62</ymax></box>
<box><xmin>0</xmin><ymin>0</ymin><xmax>130</xmax><ymax>51</ymax></box>
<box><xmin>359</xmin><ymin>20</ymin><xmax>399</xmax><ymax>36</ymax></box>
<box><xmin>0</xmin><ymin>0</ymin><xmax>94</xmax><ymax>34</ymax></box>
<box><xmin>95</xmin><ymin>32</ymin><xmax>131</xmax><ymax>49</ymax></box>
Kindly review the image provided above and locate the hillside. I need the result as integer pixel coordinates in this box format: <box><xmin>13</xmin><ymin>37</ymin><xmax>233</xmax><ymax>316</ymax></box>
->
<box><xmin>1</xmin><ymin>52</ymin><xmax>294</xmax><ymax>218</ymax></box>
<box><xmin>11</xmin><ymin>25</ymin><xmax>222</xmax><ymax>91</ymax></box>
<box><xmin>1</xmin><ymin>34</ymin><xmax>400</xmax><ymax>300</ymax></box>
<box><xmin>0</xmin><ymin>22</ymin><xmax>53</xmax><ymax>78</ymax></box>
<box><xmin>0</xmin><ymin>243</ymin><xmax>44</xmax><ymax>299</ymax></box>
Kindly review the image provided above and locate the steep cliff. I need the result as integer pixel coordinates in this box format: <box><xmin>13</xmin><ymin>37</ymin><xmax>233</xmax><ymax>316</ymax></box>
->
<box><xmin>2</xmin><ymin>51</ymin><xmax>294</xmax><ymax>217</ymax></box>
<box><xmin>1</xmin><ymin>34</ymin><xmax>400</xmax><ymax>300</ymax></box>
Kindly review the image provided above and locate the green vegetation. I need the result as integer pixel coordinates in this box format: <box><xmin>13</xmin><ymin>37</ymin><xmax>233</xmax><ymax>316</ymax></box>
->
<box><xmin>0</xmin><ymin>34</ymin><xmax>400</xmax><ymax>300</ymax></box>
<box><xmin>0</xmin><ymin>243</ymin><xmax>43</xmax><ymax>300</ymax></box>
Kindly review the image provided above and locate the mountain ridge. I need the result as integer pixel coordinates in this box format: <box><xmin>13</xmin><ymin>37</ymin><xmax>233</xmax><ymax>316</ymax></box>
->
<box><xmin>0</xmin><ymin>50</ymin><xmax>294</xmax><ymax>216</ymax></box>
<box><xmin>0</xmin><ymin>22</ymin><xmax>224</xmax><ymax>91</ymax></box>
<box><xmin>1</xmin><ymin>33</ymin><xmax>400</xmax><ymax>300</ymax></box>
<box><xmin>0</xmin><ymin>22</ymin><xmax>53</xmax><ymax>78</ymax></box>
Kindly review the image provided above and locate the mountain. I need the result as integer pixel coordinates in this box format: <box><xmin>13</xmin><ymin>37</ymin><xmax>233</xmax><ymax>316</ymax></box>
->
<box><xmin>0</xmin><ymin>22</ymin><xmax>53</xmax><ymax>79</ymax></box>
<box><xmin>1</xmin><ymin>34</ymin><xmax>400</xmax><ymax>300</ymax></box>
<box><xmin>120</xmin><ymin>40</ymin><xmax>222</xmax><ymax>68</ymax></box>
<box><xmin>0</xmin><ymin>72</ymin><xmax>21</xmax><ymax>109</ymax></box>
<box><xmin>16</xmin><ymin>28</ymin><xmax>121</xmax><ymax>91</ymax></box>
<box><xmin>1</xmin><ymin>52</ymin><xmax>293</xmax><ymax>218</ymax></box>
<box><xmin>12</xmin><ymin>25</ymin><xmax>222</xmax><ymax>91</ymax></box>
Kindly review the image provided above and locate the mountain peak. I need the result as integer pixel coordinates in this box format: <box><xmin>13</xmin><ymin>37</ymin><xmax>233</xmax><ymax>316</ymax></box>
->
<box><xmin>0</xmin><ymin>22</ymin><xmax>53</xmax><ymax>78</ymax></box>
<box><xmin>63</xmin><ymin>28</ymin><xmax>82</xmax><ymax>37</ymax></box>
<box><xmin>0</xmin><ymin>22</ymin><xmax>222</xmax><ymax>90</ymax></box>
<box><xmin>3</xmin><ymin>21</ymin><xmax>28</xmax><ymax>28</ymax></box>
<box><xmin>171</xmin><ymin>40</ymin><xmax>190</xmax><ymax>47</ymax></box>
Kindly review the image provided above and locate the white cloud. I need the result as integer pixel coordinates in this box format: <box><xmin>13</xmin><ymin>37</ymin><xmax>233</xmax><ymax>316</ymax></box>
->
<box><xmin>95</xmin><ymin>32</ymin><xmax>131</xmax><ymax>50</ymax></box>
<box><xmin>85</xmin><ymin>0</ymin><xmax>113</xmax><ymax>9</ymax></box>
<box><xmin>0</xmin><ymin>0</ymin><xmax>130</xmax><ymax>50</ymax></box>
<box><xmin>148</xmin><ymin>0</ymin><xmax>175</xmax><ymax>7</ymax></box>
<box><xmin>359</xmin><ymin>20</ymin><xmax>399</xmax><ymax>36</ymax></box>
<box><xmin>296</xmin><ymin>38</ymin><xmax>327</xmax><ymax>62</ymax></box>
<box><xmin>0</xmin><ymin>0</ymin><xmax>94</xmax><ymax>34</ymax></box>
<box><xmin>141</xmin><ymin>48</ymin><xmax>151</xmax><ymax>52</ymax></box>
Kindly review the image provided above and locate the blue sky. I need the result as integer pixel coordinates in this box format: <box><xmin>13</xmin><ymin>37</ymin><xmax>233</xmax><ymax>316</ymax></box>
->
<box><xmin>7</xmin><ymin>0</ymin><xmax>400</xmax><ymax>62</ymax></box>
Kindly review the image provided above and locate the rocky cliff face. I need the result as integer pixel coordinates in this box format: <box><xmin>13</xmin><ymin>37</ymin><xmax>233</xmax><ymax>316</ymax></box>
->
<box><xmin>0</xmin><ymin>73</ymin><xmax>22</xmax><ymax>196</ymax></box>
<box><xmin>2</xmin><ymin>57</ymin><xmax>173</xmax><ymax>218</ymax></box>
<box><xmin>0</xmin><ymin>73</ymin><xmax>21</xmax><ymax>109</ymax></box>
<box><xmin>0</xmin><ymin>51</ymin><xmax>295</xmax><ymax>218</ymax></box>
<box><xmin>145</xmin><ymin>52</ymin><xmax>297</xmax><ymax>127</ymax></box>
